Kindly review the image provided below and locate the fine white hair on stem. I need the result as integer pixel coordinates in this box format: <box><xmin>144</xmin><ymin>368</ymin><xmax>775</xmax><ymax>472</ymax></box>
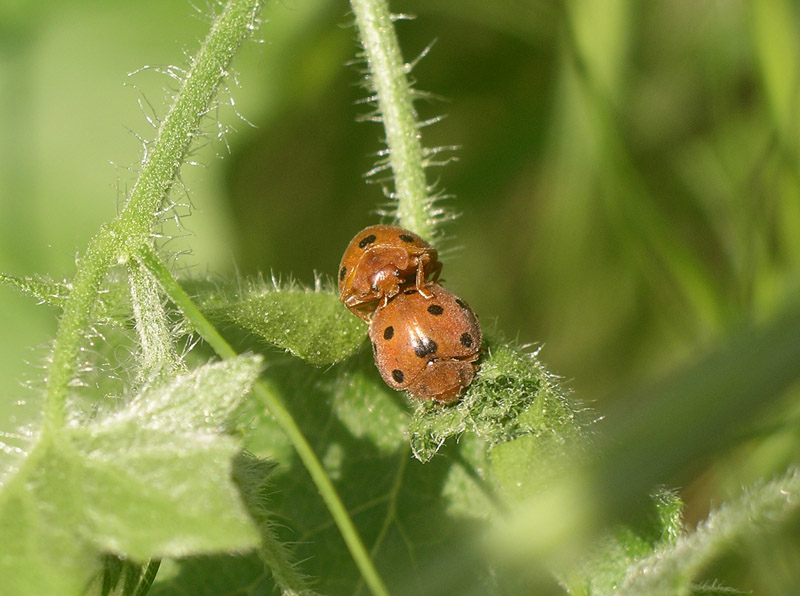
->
<box><xmin>120</xmin><ymin>41</ymin><xmax>260</xmax><ymax>270</ymax></box>
<box><xmin>405</xmin><ymin>38</ymin><xmax>436</xmax><ymax>73</ymax></box>
<box><xmin>350</xmin><ymin>0</ymin><xmax>460</xmax><ymax>244</ymax></box>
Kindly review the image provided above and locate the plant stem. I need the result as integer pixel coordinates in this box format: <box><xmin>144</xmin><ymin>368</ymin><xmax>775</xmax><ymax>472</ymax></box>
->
<box><xmin>139</xmin><ymin>249</ymin><xmax>238</xmax><ymax>361</ymax></box>
<box><xmin>350</xmin><ymin>0</ymin><xmax>434</xmax><ymax>239</ymax></box>
<box><xmin>42</xmin><ymin>0</ymin><xmax>262</xmax><ymax>429</ymax></box>
<box><xmin>120</xmin><ymin>0</ymin><xmax>263</xmax><ymax>231</ymax></box>
<box><xmin>44</xmin><ymin>227</ymin><xmax>118</xmax><ymax>429</ymax></box>
<box><xmin>140</xmin><ymin>248</ymin><xmax>391</xmax><ymax>596</ymax></box>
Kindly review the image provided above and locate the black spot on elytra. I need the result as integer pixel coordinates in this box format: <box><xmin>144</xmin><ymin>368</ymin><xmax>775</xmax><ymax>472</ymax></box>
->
<box><xmin>460</xmin><ymin>333</ymin><xmax>473</xmax><ymax>348</ymax></box>
<box><xmin>427</xmin><ymin>304</ymin><xmax>444</xmax><ymax>316</ymax></box>
<box><xmin>413</xmin><ymin>338</ymin><xmax>438</xmax><ymax>358</ymax></box>
<box><xmin>358</xmin><ymin>234</ymin><xmax>377</xmax><ymax>249</ymax></box>
<box><xmin>392</xmin><ymin>369</ymin><xmax>405</xmax><ymax>383</ymax></box>
<box><xmin>383</xmin><ymin>326</ymin><xmax>394</xmax><ymax>340</ymax></box>
<box><xmin>455</xmin><ymin>298</ymin><xmax>467</xmax><ymax>309</ymax></box>
<box><xmin>339</xmin><ymin>266</ymin><xmax>347</xmax><ymax>281</ymax></box>
<box><xmin>399</xmin><ymin>233</ymin><xmax>415</xmax><ymax>242</ymax></box>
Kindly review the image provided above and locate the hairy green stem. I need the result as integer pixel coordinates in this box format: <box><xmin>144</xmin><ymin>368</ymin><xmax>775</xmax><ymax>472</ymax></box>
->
<box><xmin>44</xmin><ymin>227</ymin><xmax>118</xmax><ymax>429</ymax></box>
<box><xmin>350</xmin><ymin>0</ymin><xmax>434</xmax><ymax>239</ymax></box>
<box><xmin>42</xmin><ymin>0</ymin><xmax>262</xmax><ymax>429</ymax></box>
<box><xmin>141</xmin><ymin>249</ymin><xmax>391</xmax><ymax>596</ymax></box>
<box><xmin>121</xmin><ymin>0</ymin><xmax>262</xmax><ymax>230</ymax></box>
<box><xmin>139</xmin><ymin>249</ymin><xmax>238</xmax><ymax>361</ymax></box>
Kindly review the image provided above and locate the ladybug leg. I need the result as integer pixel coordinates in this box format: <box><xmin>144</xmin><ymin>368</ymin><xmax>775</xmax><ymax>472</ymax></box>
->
<box><xmin>417</xmin><ymin>264</ymin><xmax>432</xmax><ymax>298</ymax></box>
<box><xmin>416</xmin><ymin>256</ymin><xmax>441</xmax><ymax>299</ymax></box>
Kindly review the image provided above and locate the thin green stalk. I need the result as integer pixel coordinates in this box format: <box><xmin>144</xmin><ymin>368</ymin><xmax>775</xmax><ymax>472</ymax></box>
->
<box><xmin>140</xmin><ymin>248</ymin><xmax>391</xmax><ymax>596</ymax></box>
<box><xmin>350</xmin><ymin>0</ymin><xmax>434</xmax><ymax>239</ymax></box>
<box><xmin>138</xmin><ymin>249</ymin><xmax>238</xmax><ymax>360</ymax></box>
<box><xmin>120</xmin><ymin>0</ymin><xmax>263</xmax><ymax>230</ymax></box>
<box><xmin>44</xmin><ymin>227</ymin><xmax>119</xmax><ymax>429</ymax></box>
<box><xmin>42</xmin><ymin>0</ymin><xmax>262</xmax><ymax>429</ymax></box>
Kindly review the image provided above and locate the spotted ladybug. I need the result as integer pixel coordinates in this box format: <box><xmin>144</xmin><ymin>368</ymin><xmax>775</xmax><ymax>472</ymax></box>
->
<box><xmin>338</xmin><ymin>225</ymin><xmax>442</xmax><ymax>321</ymax></box>
<box><xmin>368</xmin><ymin>285</ymin><xmax>481</xmax><ymax>403</ymax></box>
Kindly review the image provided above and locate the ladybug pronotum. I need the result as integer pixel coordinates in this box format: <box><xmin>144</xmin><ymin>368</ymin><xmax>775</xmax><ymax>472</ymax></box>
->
<box><xmin>338</xmin><ymin>225</ymin><xmax>442</xmax><ymax>321</ymax></box>
<box><xmin>368</xmin><ymin>285</ymin><xmax>482</xmax><ymax>403</ymax></box>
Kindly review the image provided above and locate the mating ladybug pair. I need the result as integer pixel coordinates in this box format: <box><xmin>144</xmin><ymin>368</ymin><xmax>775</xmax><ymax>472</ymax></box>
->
<box><xmin>338</xmin><ymin>225</ymin><xmax>482</xmax><ymax>403</ymax></box>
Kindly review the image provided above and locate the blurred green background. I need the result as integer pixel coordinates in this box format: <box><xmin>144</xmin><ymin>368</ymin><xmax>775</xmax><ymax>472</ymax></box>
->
<box><xmin>1</xmin><ymin>0</ymin><xmax>800</xmax><ymax>589</ymax></box>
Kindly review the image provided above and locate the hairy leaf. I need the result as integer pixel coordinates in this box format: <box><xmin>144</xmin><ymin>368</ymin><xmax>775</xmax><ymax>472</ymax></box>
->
<box><xmin>619</xmin><ymin>469</ymin><xmax>800</xmax><ymax>596</ymax></box>
<box><xmin>558</xmin><ymin>489</ymin><xmax>684</xmax><ymax>596</ymax></box>
<box><xmin>202</xmin><ymin>282</ymin><xmax>366</xmax><ymax>366</ymax></box>
<box><xmin>409</xmin><ymin>339</ymin><xmax>591</xmax><ymax>466</ymax></box>
<box><xmin>0</xmin><ymin>272</ymin><xmax>71</xmax><ymax>309</ymax></box>
<box><xmin>0</xmin><ymin>357</ymin><xmax>263</xmax><ymax>596</ymax></box>
<box><xmin>220</xmin><ymin>348</ymin><xmax>521</xmax><ymax>595</ymax></box>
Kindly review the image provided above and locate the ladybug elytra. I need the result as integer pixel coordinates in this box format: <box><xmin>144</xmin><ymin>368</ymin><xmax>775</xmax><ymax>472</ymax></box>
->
<box><xmin>368</xmin><ymin>286</ymin><xmax>481</xmax><ymax>403</ymax></box>
<box><xmin>338</xmin><ymin>225</ymin><xmax>441</xmax><ymax>321</ymax></box>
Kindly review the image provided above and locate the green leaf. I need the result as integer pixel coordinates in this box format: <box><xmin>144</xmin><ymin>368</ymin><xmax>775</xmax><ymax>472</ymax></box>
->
<box><xmin>148</xmin><ymin>555</ymin><xmax>275</xmax><ymax>596</ymax></box>
<box><xmin>619</xmin><ymin>469</ymin><xmax>800</xmax><ymax>596</ymax></box>
<box><xmin>0</xmin><ymin>475</ymin><xmax>93</xmax><ymax>596</ymax></box>
<box><xmin>150</xmin><ymin>453</ymin><xmax>321</xmax><ymax>596</ymax></box>
<box><xmin>0</xmin><ymin>271</ymin><xmax>131</xmax><ymax>324</ymax></box>
<box><xmin>74</xmin><ymin>356</ymin><xmax>263</xmax><ymax>558</ymax></box>
<box><xmin>231</xmin><ymin>349</ymin><xmax>519</xmax><ymax>595</ymax></box>
<box><xmin>559</xmin><ymin>488</ymin><xmax>684</xmax><ymax>596</ymax></box>
<box><xmin>327</xmin><ymin>349</ymin><xmax>410</xmax><ymax>454</ymax></box>
<box><xmin>0</xmin><ymin>272</ymin><xmax>71</xmax><ymax>309</ymax></box>
<box><xmin>203</xmin><ymin>282</ymin><xmax>366</xmax><ymax>366</ymax></box>
<box><xmin>409</xmin><ymin>339</ymin><xmax>591</xmax><ymax>466</ymax></box>
<box><xmin>232</xmin><ymin>452</ymin><xmax>320</xmax><ymax>596</ymax></box>
<box><xmin>0</xmin><ymin>356</ymin><xmax>263</xmax><ymax>596</ymax></box>
<box><xmin>552</xmin><ymin>472</ymin><xmax>795</xmax><ymax>596</ymax></box>
<box><xmin>689</xmin><ymin>584</ymin><xmax>748</xmax><ymax>596</ymax></box>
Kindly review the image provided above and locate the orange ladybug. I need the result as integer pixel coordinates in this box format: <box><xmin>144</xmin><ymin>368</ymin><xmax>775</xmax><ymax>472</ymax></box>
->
<box><xmin>368</xmin><ymin>285</ymin><xmax>481</xmax><ymax>403</ymax></box>
<box><xmin>338</xmin><ymin>225</ymin><xmax>441</xmax><ymax>321</ymax></box>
